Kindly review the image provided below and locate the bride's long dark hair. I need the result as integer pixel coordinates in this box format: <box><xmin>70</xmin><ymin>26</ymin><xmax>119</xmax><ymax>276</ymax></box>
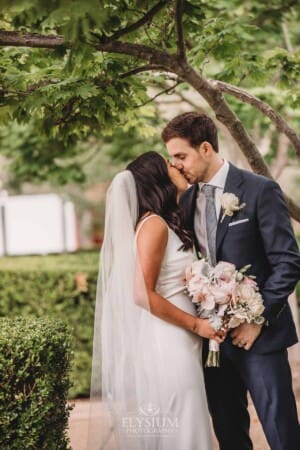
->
<box><xmin>126</xmin><ymin>151</ymin><xmax>194</xmax><ymax>251</ymax></box>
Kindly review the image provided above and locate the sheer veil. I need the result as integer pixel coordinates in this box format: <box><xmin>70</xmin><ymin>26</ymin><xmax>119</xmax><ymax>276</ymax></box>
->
<box><xmin>87</xmin><ymin>170</ymin><xmax>155</xmax><ymax>449</ymax></box>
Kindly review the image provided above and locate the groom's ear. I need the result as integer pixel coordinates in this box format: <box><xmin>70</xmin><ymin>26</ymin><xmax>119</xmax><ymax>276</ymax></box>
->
<box><xmin>199</xmin><ymin>141</ymin><xmax>214</xmax><ymax>157</ymax></box>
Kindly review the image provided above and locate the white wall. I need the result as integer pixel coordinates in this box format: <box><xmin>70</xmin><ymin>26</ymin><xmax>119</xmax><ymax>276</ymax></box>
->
<box><xmin>0</xmin><ymin>194</ymin><xmax>78</xmax><ymax>255</ymax></box>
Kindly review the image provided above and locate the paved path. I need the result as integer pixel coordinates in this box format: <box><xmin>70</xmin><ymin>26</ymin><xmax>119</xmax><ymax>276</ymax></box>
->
<box><xmin>69</xmin><ymin>361</ymin><xmax>300</xmax><ymax>450</ymax></box>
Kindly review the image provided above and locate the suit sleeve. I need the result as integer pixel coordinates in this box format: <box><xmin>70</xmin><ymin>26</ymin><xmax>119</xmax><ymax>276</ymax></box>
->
<box><xmin>257</xmin><ymin>179</ymin><xmax>300</xmax><ymax>324</ymax></box>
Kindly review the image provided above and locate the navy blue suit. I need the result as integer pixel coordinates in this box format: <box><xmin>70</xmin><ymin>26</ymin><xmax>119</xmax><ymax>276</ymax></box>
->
<box><xmin>181</xmin><ymin>163</ymin><xmax>300</xmax><ymax>449</ymax></box>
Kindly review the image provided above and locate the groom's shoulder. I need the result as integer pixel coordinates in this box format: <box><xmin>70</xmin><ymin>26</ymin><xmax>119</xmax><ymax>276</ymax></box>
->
<box><xmin>234</xmin><ymin>165</ymin><xmax>278</xmax><ymax>190</ymax></box>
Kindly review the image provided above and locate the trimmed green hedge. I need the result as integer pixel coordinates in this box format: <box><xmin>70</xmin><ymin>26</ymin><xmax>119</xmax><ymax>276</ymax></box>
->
<box><xmin>0</xmin><ymin>317</ymin><xmax>72</xmax><ymax>449</ymax></box>
<box><xmin>0</xmin><ymin>252</ymin><xmax>298</xmax><ymax>397</ymax></box>
<box><xmin>0</xmin><ymin>251</ymin><xmax>98</xmax><ymax>398</ymax></box>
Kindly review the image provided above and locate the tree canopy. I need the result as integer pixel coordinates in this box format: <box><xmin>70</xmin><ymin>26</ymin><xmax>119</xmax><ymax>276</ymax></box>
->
<box><xmin>0</xmin><ymin>1</ymin><xmax>300</xmax><ymax>219</ymax></box>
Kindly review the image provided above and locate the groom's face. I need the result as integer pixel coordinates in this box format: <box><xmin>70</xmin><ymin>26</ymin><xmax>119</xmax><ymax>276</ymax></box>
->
<box><xmin>166</xmin><ymin>137</ymin><xmax>209</xmax><ymax>184</ymax></box>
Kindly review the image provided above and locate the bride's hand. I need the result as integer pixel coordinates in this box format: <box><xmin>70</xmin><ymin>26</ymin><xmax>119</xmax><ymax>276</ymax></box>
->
<box><xmin>194</xmin><ymin>318</ymin><xmax>226</xmax><ymax>343</ymax></box>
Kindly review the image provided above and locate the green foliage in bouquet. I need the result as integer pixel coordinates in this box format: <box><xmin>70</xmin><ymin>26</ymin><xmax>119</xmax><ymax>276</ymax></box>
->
<box><xmin>0</xmin><ymin>251</ymin><xmax>98</xmax><ymax>398</ymax></box>
<box><xmin>0</xmin><ymin>317</ymin><xmax>72</xmax><ymax>450</ymax></box>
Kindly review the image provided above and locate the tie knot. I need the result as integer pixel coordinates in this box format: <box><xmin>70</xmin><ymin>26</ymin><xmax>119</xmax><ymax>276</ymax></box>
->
<box><xmin>202</xmin><ymin>184</ymin><xmax>215</xmax><ymax>198</ymax></box>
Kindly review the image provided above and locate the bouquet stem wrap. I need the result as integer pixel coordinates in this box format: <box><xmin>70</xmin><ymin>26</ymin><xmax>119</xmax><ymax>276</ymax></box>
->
<box><xmin>206</xmin><ymin>339</ymin><xmax>220</xmax><ymax>368</ymax></box>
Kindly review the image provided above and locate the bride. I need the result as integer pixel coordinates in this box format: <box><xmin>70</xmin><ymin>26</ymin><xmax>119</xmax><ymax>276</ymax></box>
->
<box><xmin>88</xmin><ymin>151</ymin><xmax>224</xmax><ymax>450</ymax></box>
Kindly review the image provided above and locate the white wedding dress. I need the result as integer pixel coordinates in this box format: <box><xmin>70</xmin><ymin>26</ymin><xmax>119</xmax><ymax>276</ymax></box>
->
<box><xmin>132</xmin><ymin>214</ymin><xmax>213</xmax><ymax>450</ymax></box>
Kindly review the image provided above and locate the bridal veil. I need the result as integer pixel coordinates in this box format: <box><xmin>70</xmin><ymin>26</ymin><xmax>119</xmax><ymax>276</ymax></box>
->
<box><xmin>88</xmin><ymin>170</ymin><xmax>159</xmax><ymax>449</ymax></box>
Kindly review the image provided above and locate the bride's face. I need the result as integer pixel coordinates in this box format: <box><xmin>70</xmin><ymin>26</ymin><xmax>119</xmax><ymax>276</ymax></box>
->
<box><xmin>166</xmin><ymin>160</ymin><xmax>188</xmax><ymax>194</ymax></box>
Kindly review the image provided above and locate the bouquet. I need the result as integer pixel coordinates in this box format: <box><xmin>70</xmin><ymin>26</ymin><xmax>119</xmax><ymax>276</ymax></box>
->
<box><xmin>185</xmin><ymin>259</ymin><xmax>265</xmax><ymax>367</ymax></box>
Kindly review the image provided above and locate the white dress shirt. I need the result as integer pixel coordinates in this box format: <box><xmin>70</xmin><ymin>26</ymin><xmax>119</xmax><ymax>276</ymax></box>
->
<box><xmin>194</xmin><ymin>160</ymin><xmax>229</xmax><ymax>258</ymax></box>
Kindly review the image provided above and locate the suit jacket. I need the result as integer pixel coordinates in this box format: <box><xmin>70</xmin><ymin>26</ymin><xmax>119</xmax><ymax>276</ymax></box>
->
<box><xmin>180</xmin><ymin>163</ymin><xmax>300</xmax><ymax>353</ymax></box>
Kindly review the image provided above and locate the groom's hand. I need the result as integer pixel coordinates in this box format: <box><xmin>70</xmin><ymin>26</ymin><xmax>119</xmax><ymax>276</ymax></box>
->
<box><xmin>230</xmin><ymin>322</ymin><xmax>263</xmax><ymax>351</ymax></box>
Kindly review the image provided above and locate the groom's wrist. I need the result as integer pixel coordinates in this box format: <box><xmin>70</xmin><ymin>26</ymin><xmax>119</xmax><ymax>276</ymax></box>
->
<box><xmin>262</xmin><ymin>303</ymin><xmax>287</xmax><ymax>326</ymax></box>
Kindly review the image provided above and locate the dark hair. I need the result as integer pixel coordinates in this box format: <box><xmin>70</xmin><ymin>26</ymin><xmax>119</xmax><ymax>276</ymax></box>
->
<box><xmin>126</xmin><ymin>151</ymin><xmax>193</xmax><ymax>251</ymax></box>
<box><xmin>161</xmin><ymin>112</ymin><xmax>219</xmax><ymax>153</ymax></box>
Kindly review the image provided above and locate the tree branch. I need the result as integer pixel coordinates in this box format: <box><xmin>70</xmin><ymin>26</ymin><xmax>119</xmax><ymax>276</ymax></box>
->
<box><xmin>210</xmin><ymin>79</ymin><xmax>300</xmax><ymax>159</ymax></box>
<box><xmin>136</xmin><ymin>80</ymin><xmax>182</xmax><ymax>107</ymax></box>
<box><xmin>171</xmin><ymin>61</ymin><xmax>300</xmax><ymax>221</ymax></box>
<box><xmin>0</xmin><ymin>30</ymin><xmax>65</xmax><ymax>48</ymax></box>
<box><xmin>1</xmin><ymin>66</ymin><xmax>165</xmax><ymax>100</ymax></box>
<box><xmin>0</xmin><ymin>30</ymin><xmax>174</xmax><ymax>67</ymax></box>
<box><xmin>0</xmin><ymin>2</ymin><xmax>170</xmax><ymax>47</ymax></box>
<box><xmin>173</xmin><ymin>89</ymin><xmax>205</xmax><ymax>111</ymax></box>
<box><xmin>150</xmin><ymin>79</ymin><xmax>206</xmax><ymax>111</ymax></box>
<box><xmin>120</xmin><ymin>64</ymin><xmax>167</xmax><ymax>78</ymax></box>
<box><xmin>102</xmin><ymin>0</ymin><xmax>170</xmax><ymax>42</ymax></box>
<box><xmin>93</xmin><ymin>37</ymin><xmax>166</xmax><ymax>64</ymax></box>
<box><xmin>0</xmin><ymin>79</ymin><xmax>60</xmax><ymax>100</ymax></box>
<box><xmin>174</xmin><ymin>0</ymin><xmax>186</xmax><ymax>59</ymax></box>
<box><xmin>1</xmin><ymin>29</ymin><xmax>299</xmax><ymax>221</ymax></box>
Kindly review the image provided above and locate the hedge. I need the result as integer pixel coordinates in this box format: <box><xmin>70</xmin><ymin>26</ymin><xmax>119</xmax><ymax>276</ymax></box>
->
<box><xmin>0</xmin><ymin>252</ymin><xmax>298</xmax><ymax>398</ymax></box>
<box><xmin>0</xmin><ymin>317</ymin><xmax>72</xmax><ymax>450</ymax></box>
<box><xmin>0</xmin><ymin>251</ymin><xmax>98</xmax><ymax>398</ymax></box>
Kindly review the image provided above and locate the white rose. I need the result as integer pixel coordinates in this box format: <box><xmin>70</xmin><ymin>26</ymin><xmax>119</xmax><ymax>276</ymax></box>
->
<box><xmin>202</xmin><ymin>294</ymin><xmax>216</xmax><ymax>310</ymax></box>
<box><xmin>242</xmin><ymin>290</ymin><xmax>264</xmax><ymax>316</ymax></box>
<box><xmin>191</xmin><ymin>259</ymin><xmax>211</xmax><ymax>278</ymax></box>
<box><xmin>221</xmin><ymin>193</ymin><xmax>246</xmax><ymax>222</ymax></box>
<box><xmin>227</xmin><ymin>316</ymin><xmax>244</xmax><ymax>328</ymax></box>
<box><xmin>221</xmin><ymin>193</ymin><xmax>240</xmax><ymax>214</ymax></box>
<box><xmin>237</xmin><ymin>284</ymin><xmax>256</xmax><ymax>302</ymax></box>
<box><xmin>249</xmin><ymin>300</ymin><xmax>265</xmax><ymax>316</ymax></box>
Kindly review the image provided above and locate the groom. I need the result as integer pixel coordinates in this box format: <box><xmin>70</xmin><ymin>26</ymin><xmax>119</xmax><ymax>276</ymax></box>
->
<box><xmin>162</xmin><ymin>112</ymin><xmax>300</xmax><ymax>450</ymax></box>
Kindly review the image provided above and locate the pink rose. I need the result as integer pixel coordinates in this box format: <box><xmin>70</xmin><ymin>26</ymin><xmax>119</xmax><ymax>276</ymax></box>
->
<box><xmin>188</xmin><ymin>277</ymin><xmax>208</xmax><ymax>298</ymax></box>
<box><xmin>213</xmin><ymin>280</ymin><xmax>235</xmax><ymax>305</ymax></box>
<box><xmin>243</xmin><ymin>276</ymin><xmax>257</xmax><ymax>288</ymax></box>
<box><xmin>213</xmin><ymin>261</ymin><xmax>236</xmax><ymax>282</ymax></box>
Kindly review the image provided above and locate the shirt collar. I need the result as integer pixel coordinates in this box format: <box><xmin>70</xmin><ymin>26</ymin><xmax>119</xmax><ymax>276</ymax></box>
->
<box><xmin>199</xmin><ymin>159</ymin><xmax>229</xmax><ymax>190</ymax></box>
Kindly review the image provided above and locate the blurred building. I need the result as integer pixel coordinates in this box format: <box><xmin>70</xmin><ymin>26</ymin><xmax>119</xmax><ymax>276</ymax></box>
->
<box><xmin>0</xmin><ymin>193</ymin><xmax>78</xmax><ymax>255</ymax></box>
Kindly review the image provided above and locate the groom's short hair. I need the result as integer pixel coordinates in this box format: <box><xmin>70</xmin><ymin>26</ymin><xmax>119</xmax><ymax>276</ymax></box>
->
<box><xmin>161</xmin><ymin>112</ymin><xmax>219</xmax><ymax>153</ymax></box>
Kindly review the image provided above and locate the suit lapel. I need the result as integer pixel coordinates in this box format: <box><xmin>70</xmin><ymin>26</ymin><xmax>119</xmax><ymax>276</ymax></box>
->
<box><xmin>216</xmin><ymin>163</ymin><xmax>244</xmax><ymax>255</ymax></box>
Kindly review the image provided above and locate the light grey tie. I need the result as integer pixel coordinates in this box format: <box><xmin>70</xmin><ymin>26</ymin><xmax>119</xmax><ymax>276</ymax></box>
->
<box><xmin>202</xmin><ymin>184</ymin><xmax>217</xmax><ymax>266</ymax></box>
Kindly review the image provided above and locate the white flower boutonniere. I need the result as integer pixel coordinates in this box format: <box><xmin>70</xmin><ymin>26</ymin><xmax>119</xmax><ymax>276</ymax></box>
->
<box><xmin>221</xmin><ymin>193</ymin><xmax>246</xmax><ymax>223</ymax></box>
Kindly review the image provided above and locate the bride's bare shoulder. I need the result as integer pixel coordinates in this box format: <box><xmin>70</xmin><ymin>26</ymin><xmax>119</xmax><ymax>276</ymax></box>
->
<box><xmin>136</xmin><ymin>214</ymin><xmax>168</xmax><ymax>246</ymax></box>
<box><xmin>136</xmin><ymin>212</ymin><xmax>167</xmax><ymax>229</ymax></box>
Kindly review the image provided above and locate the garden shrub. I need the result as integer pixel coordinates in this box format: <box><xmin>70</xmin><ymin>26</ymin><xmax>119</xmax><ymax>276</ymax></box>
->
<box><xmin>0</xmin><ymin>317</ymin><xmax>72</xmax><ymax>450</ymax></box>
<box><xmin>0</xmin><ymin>251</ymin><xmax>98</xmax><ymax>397</ymax></box>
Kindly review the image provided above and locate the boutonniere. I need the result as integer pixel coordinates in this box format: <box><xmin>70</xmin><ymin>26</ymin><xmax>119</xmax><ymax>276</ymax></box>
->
<box><xmin>221</xmin><ymin>193</ymin><xmax>246</xmax><ymax>223</ymax></box>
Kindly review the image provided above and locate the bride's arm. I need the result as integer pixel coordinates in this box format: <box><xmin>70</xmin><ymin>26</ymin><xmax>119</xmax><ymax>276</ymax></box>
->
<box><xmin>136</xmin><ymin>216</ymin><xmax>223</xmax><ymax>342</ymax></box>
